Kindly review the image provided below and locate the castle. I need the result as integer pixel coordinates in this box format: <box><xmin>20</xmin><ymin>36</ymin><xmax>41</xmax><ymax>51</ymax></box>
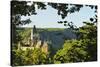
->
<box><xmin>18</xmin><ymin>25</ymin><xmax>49</xmax><ymax>54</ymax></box>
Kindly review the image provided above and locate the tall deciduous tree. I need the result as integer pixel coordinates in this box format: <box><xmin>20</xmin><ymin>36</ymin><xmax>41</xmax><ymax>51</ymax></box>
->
<box><xmin>53</xmin><ymin>22</ymin><xmax>97</xmax><ymax>63</ymax></box>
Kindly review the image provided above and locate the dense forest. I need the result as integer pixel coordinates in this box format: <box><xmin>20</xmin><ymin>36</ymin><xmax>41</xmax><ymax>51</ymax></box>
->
<box><xmin>11</xmin><ymin>1</ymin><xmax>97</xmax><ymax>66</ymax></box>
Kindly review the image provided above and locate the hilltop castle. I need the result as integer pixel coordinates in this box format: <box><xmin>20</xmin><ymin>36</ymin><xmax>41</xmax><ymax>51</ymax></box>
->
<box><xmin>18</xmin><ymin>25</ymin><xmax>49</xmax><ymax>54</ymax></box>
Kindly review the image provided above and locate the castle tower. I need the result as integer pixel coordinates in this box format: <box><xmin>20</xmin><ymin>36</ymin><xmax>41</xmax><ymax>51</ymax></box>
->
<box><xmin>31</xmin><ymin>25</ymin><xmax>38</xmax><ymax>46</ymax></box>
<box><xmin>31</xmin><ymin>25</ymin><xmax>37</xmax><ymax>40</ymax></box>
<box><xmin>41</xmin><ymin>41</ymin><xmax>48</xmax><ymax>54</ymax></box>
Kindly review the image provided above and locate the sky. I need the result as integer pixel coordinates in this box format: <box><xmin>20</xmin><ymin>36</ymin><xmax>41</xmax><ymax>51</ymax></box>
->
<box><xmin>21</xmin><ymin>3</ymin><xmax>96</xmax><ymax>28</ymax></box>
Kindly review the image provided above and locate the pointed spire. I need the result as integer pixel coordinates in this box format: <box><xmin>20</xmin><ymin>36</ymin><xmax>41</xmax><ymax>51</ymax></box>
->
<box><xmin>33</xmin><ymin>25</ymin><xmax>37</xmax><ymax>34</ymax></box>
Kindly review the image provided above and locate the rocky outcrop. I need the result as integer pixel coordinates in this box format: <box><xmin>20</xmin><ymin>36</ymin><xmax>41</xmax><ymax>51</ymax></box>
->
<box><xmin>39</xmin><ymin>29</ymin><xmax>77</xmax><ymax>53</ymax></box>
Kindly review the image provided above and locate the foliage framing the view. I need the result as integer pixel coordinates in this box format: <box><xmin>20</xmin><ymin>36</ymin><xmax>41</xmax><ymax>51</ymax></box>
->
<box><xmin>11</xmin><ymin>1</ymin><xmax>97</xmax><ymax>66</ymax></box>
